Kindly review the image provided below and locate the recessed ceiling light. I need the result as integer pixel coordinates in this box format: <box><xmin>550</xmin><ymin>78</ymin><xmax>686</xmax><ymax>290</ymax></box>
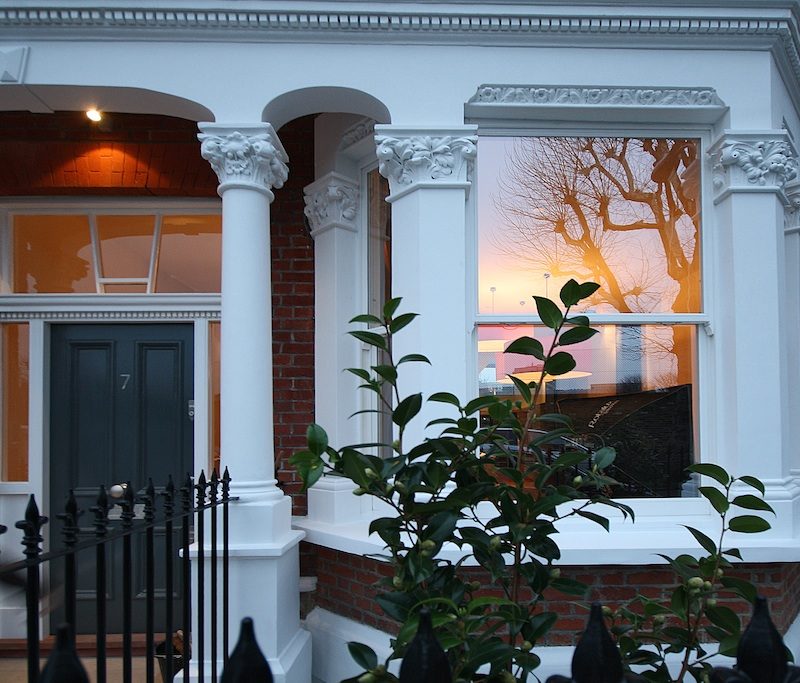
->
<box><xmin>86</xmin><ymin>109</ymin><xmax>102</xmax><ymax>122</ymax></box>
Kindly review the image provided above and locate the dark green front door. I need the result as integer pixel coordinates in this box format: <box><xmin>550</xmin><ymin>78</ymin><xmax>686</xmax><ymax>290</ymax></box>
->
<box><xmin>49</xmin><ymin>323</ymin><xmax>194</xmax><ymax>634</ymax></box>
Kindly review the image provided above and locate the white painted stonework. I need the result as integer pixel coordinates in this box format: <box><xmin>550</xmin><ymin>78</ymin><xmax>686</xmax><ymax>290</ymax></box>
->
<box><xmin>2</xmin><ymin>1</ymin><xmax>800</xmax><ymax>681</ymax></box>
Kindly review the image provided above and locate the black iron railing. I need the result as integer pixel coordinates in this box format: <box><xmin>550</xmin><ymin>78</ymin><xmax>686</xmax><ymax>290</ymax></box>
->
<box><xmin>0</xmin><ymin>468</ymin><xmax>236</xmax><ymax>683</ymax></box>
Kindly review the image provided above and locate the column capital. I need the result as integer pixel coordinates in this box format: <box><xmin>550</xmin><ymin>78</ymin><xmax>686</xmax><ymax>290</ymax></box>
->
<box><xmin>374</xmin><ymin>125</ymin><xmax>478</xmax><ymax>201</ymax></box>
<box><xmin>303</xmin><ymin>172</ymin><xmax>359</xmax><ymax>238</ymax></box>
<box><xmin>198</xmin><ymin>122</ymin><xmax>288</xmax><ymax>199</ymax></box>
<box><xmin>708</xmin><ymin>130</ymin><xmax>798</xmax><ymax>204</ymax></box>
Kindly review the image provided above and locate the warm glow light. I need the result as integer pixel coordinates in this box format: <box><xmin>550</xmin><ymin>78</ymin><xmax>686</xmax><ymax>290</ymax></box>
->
<box><xmin>498</xmin><ymin>370</ymin><xmax>592</xmax><ymax>384</ymax></box>
<box><xmin>86</xmin><ymin>108</ymin><xmax>102</xmax><ymax>122</ymax></box>
<box><xmin>478</xmin><ymin>339</ymin><xmax>507</xmax><ymax>353</ymax></box>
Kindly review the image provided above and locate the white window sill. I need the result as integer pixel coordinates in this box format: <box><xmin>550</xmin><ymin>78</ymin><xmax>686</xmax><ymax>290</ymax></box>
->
<box><xmin>294</xmin><ymin>495</ymin><xmax>800</xmax><ymax>566</ymax></box>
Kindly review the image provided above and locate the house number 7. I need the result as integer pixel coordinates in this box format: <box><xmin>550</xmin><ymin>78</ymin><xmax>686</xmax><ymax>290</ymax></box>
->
<box><xmin>120</xmin><ymin>373</ymin><xmax>131</xmax><ymax>391</ymax></box>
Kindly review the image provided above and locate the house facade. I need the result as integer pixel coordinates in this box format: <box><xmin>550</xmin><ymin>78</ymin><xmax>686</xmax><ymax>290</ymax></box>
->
<box><xmin>1</xmin><ymin>1</ymin><xmax>800</xmax><ymax>681</ymax></box>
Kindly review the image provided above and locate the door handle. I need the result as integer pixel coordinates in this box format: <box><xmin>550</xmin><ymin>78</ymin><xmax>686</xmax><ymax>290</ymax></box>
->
<box><xmin>188</xmin><ymin>399</ymin><xmax>195</xmax><ymax>421</ymax></box>
<box><xmin>108</xmin><ymin>483</ymin><xmax>127</xmax><ymax>499</ymax></box>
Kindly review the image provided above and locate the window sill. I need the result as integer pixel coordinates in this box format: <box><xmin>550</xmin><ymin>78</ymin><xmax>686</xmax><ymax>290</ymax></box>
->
<box><xmin>294</xmin><ymin>498</ymin><xmax>800</xmax><ymax>566</ymax></box>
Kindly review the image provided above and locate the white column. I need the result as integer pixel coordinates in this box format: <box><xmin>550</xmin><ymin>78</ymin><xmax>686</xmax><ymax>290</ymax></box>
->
<box><xmin>197</xmin><ymin>123</ymin><xmax>311</xmax><ymax>683</ymax></box>
<box><xmin>708</xmin><ymin>131</ymin><xmax>800</xmax><ymax>538</ymax></box>
<box><xmin>375</xmin><ymin>126</ymin><xmax>477</xmax><ymax>447</ymax></box>
<box><xmin>303</xmin><ymin>172</ymin><xmax>364</xmax><ymax>522</ymax></box>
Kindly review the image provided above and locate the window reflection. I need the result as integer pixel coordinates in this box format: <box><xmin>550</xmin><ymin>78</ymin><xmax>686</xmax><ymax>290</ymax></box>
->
<box><xmin>12</xmin><ymin>212</ymin><xmax>222</xmax><ymax>294</ymax></box>
<box><xmin>478</xmin><ymin>137</ymin><xmax>701</xmax><ymax>315</ymax></box>
<box><xmin>478</xmin><ymin>324</ymin><xmax>697</xmax><ymax>498</ymax></box>
<box><xmin>1</xmin><ymin>323</ymin><xmax>29</xmax><ymax>481</ymax></box>
<box><xmin>13</xmin><ymin>215</ymin><xmax>94</xmax><ymax>293</ymax></box>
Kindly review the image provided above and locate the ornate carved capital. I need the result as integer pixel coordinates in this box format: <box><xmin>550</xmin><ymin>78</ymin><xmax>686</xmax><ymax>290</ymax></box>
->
<box><xmin>198</xmin><ymin>124</ymin><xmax>288</xmax><ymax>198</ymax></box>
<box><xmin>709</xmin><ymin>134</ymin><xmax>799</xmax><ymax>198</ymax></box>
<box><xmin>303</xmin><ymin>172</ymin><xmax>359</xmax><ymax>238</ymax></box>
<box><xmin>374</xmin><ymin>129</ymin><xmax>477</xmax><ymax>198</ymax></box>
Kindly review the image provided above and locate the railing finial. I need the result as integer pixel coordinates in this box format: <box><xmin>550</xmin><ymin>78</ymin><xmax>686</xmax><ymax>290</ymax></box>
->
<box><xmin>220</xmin><ymin>617</ymin><xmax>274</xmax><ymax>683</ymax></box>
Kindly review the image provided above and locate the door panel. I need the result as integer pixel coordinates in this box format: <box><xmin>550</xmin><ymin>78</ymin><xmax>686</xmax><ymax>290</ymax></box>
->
<box><xmin>49</xmin><ymin>324</ymin><xmax>193</xmax><ymax>634</ymax></box>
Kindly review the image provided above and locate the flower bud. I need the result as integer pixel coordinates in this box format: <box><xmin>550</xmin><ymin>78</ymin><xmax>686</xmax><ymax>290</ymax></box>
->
<box><xmin>687</xmin><ymin>576</ymin><xmax>704</xmax><ymax>589</ymax></box>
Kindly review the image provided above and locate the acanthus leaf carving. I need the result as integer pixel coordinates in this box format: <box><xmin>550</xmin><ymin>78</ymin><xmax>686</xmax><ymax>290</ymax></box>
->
<box><xmin>471</xmin><ymin>85</ymin><xmax>724</xmax><ymax>108</ymax></box>
<box><xmin>198</xmin><ymin>130</ymin><xmax>288</xmax><ymax>196</ymax></box>
<box><xmin>710</xmin><ymin>138</ymin><xmax>799</xmax><ymax>195</ymax></box>
<box><xmin>374</xmin><ymin>135</ymin><xmax>477</xmax><ymax>189</ymax></box>
<box><xmin>303</xmin><ymin>174</ymin><xmax>359</xmax><ymax>237</ymax></box>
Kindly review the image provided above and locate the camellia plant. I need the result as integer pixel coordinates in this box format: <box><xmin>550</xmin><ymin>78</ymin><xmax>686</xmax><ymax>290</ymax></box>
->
<box><xmin>292</xmin><ymin>280</ymin><xmax>635</xmax><ymax>682</ymax></box>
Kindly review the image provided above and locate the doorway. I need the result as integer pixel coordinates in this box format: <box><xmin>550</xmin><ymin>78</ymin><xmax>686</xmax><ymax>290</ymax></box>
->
<box><xmin>49</xmin><ymin>323</ymin><xmax>194</xmax><ymax>634</ymax></box>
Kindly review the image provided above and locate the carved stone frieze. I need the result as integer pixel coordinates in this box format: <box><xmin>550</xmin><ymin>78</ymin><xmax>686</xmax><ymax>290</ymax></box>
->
<box><xmin>0</xmin><ymin>309</ymin><xmax>220</xmax><ymax>321</ymax></box>
<box><xmin>710</xmin><ymin>137</ymin><xmax>799</xmax><ymax>194</ymax></box>
<box><xmin>374</xmin><ymin>135</ymin><xmax>477</xmax><ymax>191</ymax></box>
<box><xmin>303</xmin><ymin>173</ymin><xmax>359</xmax><ymax>237</ymax></box>
<box><xmin>198</xmin><ymin>128</ymin><xmax>288</xmax><ymax>197</ymax></box>
<box><xmin>339</xmin><ymin>118</ymin><xmax>376</xmax><ymax>151</ymax></box>
<box><xmin>470</xmin><ymin>85</ymin><xmax>723</xmax><ymax>107</ymax></box>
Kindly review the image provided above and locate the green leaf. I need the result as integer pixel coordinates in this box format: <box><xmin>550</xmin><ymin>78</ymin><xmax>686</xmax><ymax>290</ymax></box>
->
<box><xmin>393</xmin><ymin>393</ymin><xmax>423</xmax><ymax>428</ymax></box>
<box><xmin>504</xmin><ymin>336</ymin><xmax>545</xmax><ymax>360</ymax></box>
<box><xmin>306</xmin><ymin>423</ymin><xmax>329</xmax><ymax>457</ymax></box>
<box><xmin>349</xmin><ymin>313</ymin><xmax>383</xmax><ymax>325</ymax></box>
<box><xmin>728</xmin><ymin>515</ymin><xmax>771</xmax><ymax>533</ymax></box>
<box><xmin>577</xmin><ymin>282</ymin><xmax>601</xmax><ymax>300</ymax></box>
<box><xmin>428</xmin><ymin>392</ymin><xmax>461</xmax><ymax>407</ymax></box>
<box><xmin>373</xmin><ymin>365</ymin><xmax>398</xmax><ymax>385</ymax></box>
<box><xmin>558</xmin><ymin>326</ymin><xmax>598</xmax><ymax>346</ymax></box>
<box><xmin>731</xmin><ymin>494</ymin><xmax>774</xmax><ymax>513</ymax></box>
<box><xmin>507</xmin><ymin>374</ymin><xmax>533</xmax><ymax>404</ymax></box>
<box><xmin>722</xmin><ymin>547</ymin><xmax>743</xmax><ymax>560</ymax></box>
<box><xmin>544</xmin><ymin>352</ymin><xmax>577</xmax><ymax>376</ymax></box>
<box><xmin>398</xmin><ymin>354</ymin><xmax>431</xmax><ymax>365</ymax></box>
<box><xmin>533</xmin><ymin>296</ymin><xmax>564</xmax><ymax>329</ymax></box>
<box><xmin>549</xmin><ymin>577</ymin><xmax>588</xmax><ymax>597</ymax></box>
<box><xmin>350</xmin><ymin>330</ymin><xmax>388</xmax><ymax>351</ymax></box>
<box><xmin>720</xmin><ymin>576</ymin><xmax>757</xmax><ymax>603</ymax></box>
<box><xmin>347</xmin><ymin>641</ymin><xmax>378</xmax><ymax>671</ymax></box>
<box><xmin>699</xmin><ymin>486</ymin><xmax>730</xmax><ymax>514</ymax></box>
<box><xmin>382</xmin><ymin>297</ymin><xmax>402</xmax><ymax>319</ymax></box>
<box><xmin>389</xmin><ymin>312</ymin><xmax>418</xmax><ymax>334</ymax></box>
<box><xmin>559</xmin><ymin>279</ymin><xmax>582</xmax><ymax>307</ymax></box>
<box><xmin>687</xmin><ymin>463</ymin><xmax>730</xmax><ymax>486</ymax></box>
<box><xmin>683</xmin><ymin>526</ymin><xmax>718</xmax><ymax>556</ymax></box>
<box><xmin>705</xmin><ymin>605</ymin><xmax>740</xmax><ymax>635</ymax></box>
<box><xmin>465</xmin><ymin>396</ymin><xmax>498</xmax><ymax>415</ymax></box>
<box><xmin>593</xmin><ymin>446</ymin><xmax>616</xmax><ymax>470</ymax></box>
<box><xmin>737</xmin><ymin>475</ymin><xmax>765</xmax><ymax>495</ymax></box>
<box><xmin>346</xmin><ymin>367</ymin><xmax>371</xmax><ymax>381</ymax></box>
<box><xmin>576</xmin><ymin>509</ymin><xmax>610</xmax><ymax>531</ymax></box>
<box><xmin>566</xmin><ymin>315</ymin><xmax>590</xmax><ymax>327</ymax></box>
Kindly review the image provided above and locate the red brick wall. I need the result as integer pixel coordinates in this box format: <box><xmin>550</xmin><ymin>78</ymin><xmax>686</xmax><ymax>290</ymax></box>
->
<box><xmin>271</xmin><ymin>115</ymin><xmax>316</xmax><ymax>516</ymax></box>
<box><xmin>307</xmin><ymin>545</ymin><xmax>800</xmax><ymax>645</ymax></box>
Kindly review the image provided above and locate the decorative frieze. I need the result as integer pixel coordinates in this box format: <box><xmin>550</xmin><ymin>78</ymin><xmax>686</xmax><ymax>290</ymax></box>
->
<box><xmin>374</xmin><ymin>133</ymin><xmax>477</xmax><ymax>195</ymax></box>
<box><xmin>0</xmin><ymin>309</ymin><xmax>220</xmax><ymax>321</ymax></box>
<box><xmin>303</xmin><ymin>173</ymin><xmax>359</xmax><ymax>237</ymax></box>
<box><xmin>709</xmin><ymin>134</ymin><xmax>799</xmax><ymax>199</ymax></box>
<box><xmin>339</xmin><ymin>118</ymin><xmax>376</xmax><ymax>151</ymax></box>
<box><xmin>198</xmin><ymin>125</ymin><xmax>288</xmax><ymax>198</ymax></box>
<box><xmin>470</xmin><ymin>85</ymin><xmax>723</xmax><ymax>107</ymax></box>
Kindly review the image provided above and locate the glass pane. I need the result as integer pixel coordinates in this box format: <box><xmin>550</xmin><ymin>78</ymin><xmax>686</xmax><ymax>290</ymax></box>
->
<box><xmin>156</xmin><ymin>215</ymin><xmax>222</xmax><ymax>293</ymax></box>
<box><xmin>478</xmin><ymin>137</ymin><xmax>702</xmax><ymax>315</ymax></box>
<box><xmin>2</xmin><ymin>323</ymin><xmax>29</xmax><ymax>481</ymax></box>
<box><xmin>102</xmin><ymin>284</ymin><xmax>147</xmax><ymax>294</ymax></box>
<box><xmin>210</xmin><ymin>321</ymin><xmax>221</xmax><ymax>473</ymax></box>
<box><xmin>13</xmin><ymin>215</ymin><xmax>95</xmax><ymax>293</ymax></box>
<box><xmin>478</xmin><ymin>324</ymin><xmax>697</xmax><ymax>498</ymax></box>
<box><xmin>367</xmin><ymin>169</ymin><xmax>392</xmax><ymax>320</ymax></box>
<box><xmin>96</xmin><ymin>215</ymin><xmax>155</xmax><ymax>279</ymax></box>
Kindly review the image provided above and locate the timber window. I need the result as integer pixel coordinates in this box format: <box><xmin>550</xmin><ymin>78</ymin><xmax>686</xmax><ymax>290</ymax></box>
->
<box><xmin>476</xmin><ymin>136</ymin><xmax>703</xmax><ymax>497</ymax></box>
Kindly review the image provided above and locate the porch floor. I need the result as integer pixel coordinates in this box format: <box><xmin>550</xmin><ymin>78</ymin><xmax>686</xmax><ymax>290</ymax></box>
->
<box><xmin>0</xmin><ymin>655</ymin><xmax>158</xmax><ymax>682</ymax></box>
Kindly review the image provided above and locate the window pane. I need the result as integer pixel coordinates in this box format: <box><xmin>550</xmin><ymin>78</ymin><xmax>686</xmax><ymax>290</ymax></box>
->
<box><xmin>102</xmin><ymin>284</ymin><xmax>147</xmax><ymax>293</ymax></box>
<box><xmin>478</xmin><ymin>137</ymin><xmax>702</xmax><ymax>314</ymax></box>
<box><xmin>96</xmin><ymin>215</ymin><xmax>155</xmax><ymax>279</ymax></box>
<box><xmin>156</xmin><ymin>215</ymin><xmax>222</xmax><ymax>293</ymax></box>
<box><xmin>367</xmin><ymin>169</ymin><xmax>391</xmax><ymax>319</ymax></box>
<box><xmin>478</xmin><ymin>324</ymin><xmax>697</xmax><ymax>497</ymax></box>
<box><xmin>1</xmin><ymin>323</ymin><xmax>28</xmax><ymax>481</ymax></box>
<box><xmin>13</xmin><ymin>215</ymin><xmax>94</xmax><ymax>293</ymax></box>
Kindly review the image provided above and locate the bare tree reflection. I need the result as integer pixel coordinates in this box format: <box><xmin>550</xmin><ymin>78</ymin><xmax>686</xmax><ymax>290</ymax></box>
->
<box><xmin>494</xmin><ymin>137</ymin><xmax>700</xmax><ymax>314</ymax></box>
